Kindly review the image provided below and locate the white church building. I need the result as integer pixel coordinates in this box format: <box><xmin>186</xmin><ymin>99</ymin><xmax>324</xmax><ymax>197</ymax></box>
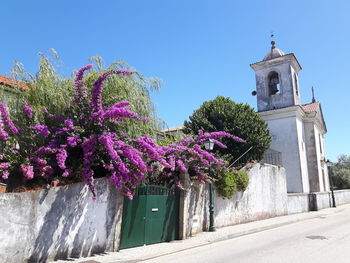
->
<box><xmin>250</xmin><ymin>41</ymin><xmax>329</xmax><ymax>194</ymax></box>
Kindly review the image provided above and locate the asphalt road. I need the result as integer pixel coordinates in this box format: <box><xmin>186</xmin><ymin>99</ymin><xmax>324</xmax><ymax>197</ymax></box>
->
<box><xmin>142</xmin><ymin>206</ymin><xmax>350</xmax><ymax>263</ymax></box>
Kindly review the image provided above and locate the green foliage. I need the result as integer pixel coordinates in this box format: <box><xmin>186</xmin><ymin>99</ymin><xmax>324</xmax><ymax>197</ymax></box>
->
<box><xmin>215</xmin><ymin>169</ymin><xmax>249</xmax><ymax>199</ymax></box>
<box><xmin>234</xmin><ymin>170</ymin><xmax>249</xmax><ymax>191</ymax></box>
<box><xmin>183</xmin><ymin>96</ymin><xmax>271</xmax><ymax>164</ymax></box>
<box><xmin>8</xmin><ymin>50</ymin><xmax>162</xmax><ymax>138</ymax></box>
<box><xmin>329</xmin><ymin>155</ymin><xmax>350</xmax><ymax>189</ymax></box>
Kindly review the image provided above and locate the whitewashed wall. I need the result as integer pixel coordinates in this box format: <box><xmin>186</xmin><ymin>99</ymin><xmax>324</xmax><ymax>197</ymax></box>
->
<box><xmin>181</xmin><ymin>163</ymin><xmax>288</xmax><ymax>237</ymax></box>
<box><xmin>215</xmin><ymin>164</ymin><xmax>288</xmax><ymax>227</ymax></box>
<box><xmin>0</xmin><ymin>178</ymin><xmax>123</xmax><ymax>263</ymax></box>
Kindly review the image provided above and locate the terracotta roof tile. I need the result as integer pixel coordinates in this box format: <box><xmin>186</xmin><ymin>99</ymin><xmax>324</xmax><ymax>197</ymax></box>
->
<box><xmin>0</xmin><ymin>75</ymin><xmax>29</xmax><ymax>91</ymax></box>
<box><xmin>301</xmin><ymin>102</ymin><xmax>320</xmax><ymax>113</ymax></box>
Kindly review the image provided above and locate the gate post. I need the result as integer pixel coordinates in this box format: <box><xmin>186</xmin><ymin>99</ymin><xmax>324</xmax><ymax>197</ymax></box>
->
<box><xmin>179</xmin><ymin>173</ymin><xmax>191</xmax><ymax>240</ymax></box>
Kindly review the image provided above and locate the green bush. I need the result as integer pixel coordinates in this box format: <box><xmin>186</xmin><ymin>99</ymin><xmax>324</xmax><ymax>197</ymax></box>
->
<box><xmin>183</xmin><ymin>96</ymin><xmax>271</xmax><ymax>164</ymax></box>
<box><xmin>215</xmin><ymin>170</ymin><xmax>249</xmax><ymax>199</ymax></box>
<box><xmin>235</xmin><ymin>170</ymin><xmax>249</xmax><ymax>191</ymax></box>
<box><xmin>329</xmin><ymin>155</ymin><xmax>350</xmax><ymax>189</ymax></box>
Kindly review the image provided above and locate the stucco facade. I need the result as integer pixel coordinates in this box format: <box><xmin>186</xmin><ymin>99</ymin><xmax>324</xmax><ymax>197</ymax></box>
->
<box><xmin>250</xmin><ymin>42</ymin><xmax>328</xmax><ymax>193</ymax></box>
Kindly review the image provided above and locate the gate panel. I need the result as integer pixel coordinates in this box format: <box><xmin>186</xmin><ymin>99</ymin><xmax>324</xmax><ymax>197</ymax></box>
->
<box><xmin>120</xmin><ymin>185</ymin><xmax>179</xmax><ymax>249</ymax></box>
<box><xmin>145</xmin><ymin>194</ymin><xmax>179</xmax><ymax>245</ymax></box>
<box><xmin>119</xmin><ymin>195</ymin><xmax>147</xmax><ymax>249</ymax></box>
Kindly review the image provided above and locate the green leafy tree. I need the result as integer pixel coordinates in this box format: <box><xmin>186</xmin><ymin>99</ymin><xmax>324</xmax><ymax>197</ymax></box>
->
<box><xmin>183</xmin><ymin>96</ymin><xmax>271</xmax><ymax>164</ymax></box>
<box><xmin>329</xmin><ymin>155</ymin><xmax>350</xmax><ymax>189</ymax></box>
<box><xmin>8</xmin><ymin>50</ymin><xmax>162</xmax><ymax>138</ymax></box>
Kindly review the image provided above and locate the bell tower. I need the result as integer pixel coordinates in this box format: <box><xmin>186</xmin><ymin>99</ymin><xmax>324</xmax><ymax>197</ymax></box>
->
<box><xmin>250</xmin><ymin>41</ymin><xmax>302</xmax><ymax>112</ymax></box>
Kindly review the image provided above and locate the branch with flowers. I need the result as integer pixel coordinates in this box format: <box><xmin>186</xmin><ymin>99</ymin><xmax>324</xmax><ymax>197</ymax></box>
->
<box><xmin>0</xmin><ymin>65</ymin><xmax>245</xmax><ymax>199</ymax></box>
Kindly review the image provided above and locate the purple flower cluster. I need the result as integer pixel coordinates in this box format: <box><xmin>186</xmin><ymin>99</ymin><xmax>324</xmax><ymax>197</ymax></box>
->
<box><xmin>33</xmin><ymin>125</ymin><xmax>50</xmax><ymax>137</ymax></box>
<box><xmin>0</xmin><ymin>162</ymin><xmax>11</xmax><ymax>179</ymax></box>
<box><xmin>56</xmin><ymin>149</ymin><xmax>68</xmax><ymax>170</ymax></box>
<box><xmin>20</xmin><ymin>164</ymin><xmax>34</xmax><ymax>180</ymax></box>
<box><xmin>196</xmin><ymin>130</ymin><xmax>245</xmax><ymax>144</ymax></box>
<box><xmin>90</xmin><ymin>69</ymin><xmax>135</xmax><ymax>117</ymax></box>
<box><xmin>67</xmin><ymin>136</ymin><xmax>79</xmax><ymax>147</ymax></box>
<box><xmin>23</xmin><ymin>104</ymin><xmax>33</xmax><ymax>118</ymax></box>
<box><xmin>0</xmin><ymin>128</ymin><xmax>9</xmax><ymax>141</ymax></box>
<box><xmin>91</xmin><ymin>71</ymin><xmax>113</xmax><ymax>114</ymax></box>
<box><xmin>102</xmin><ymin>104</ymin><xmax>140</xmax><ymax>121</ymax></box>
<box><xmin>0</xmin><ymin>104</ymin><xmax>19</xmax><ymax>135</ymax></box>
<box><xmin>73</xmin><ymin>64</ymin><xmax>92</xmax><ymax>103</ymax></box>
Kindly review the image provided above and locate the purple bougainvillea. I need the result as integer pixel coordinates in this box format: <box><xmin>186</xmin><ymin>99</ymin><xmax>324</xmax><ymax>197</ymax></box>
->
<box><xmin>0</xmin><ymin>104</ymin><xmax>19</xmax><ymax>135</ymax></box>
<box><xmin>22</xmin><ymin>104</ymin><xmax>33</xmax><ymax>119</ymax></box>
<box><xmin>33</xmin><ymin>125</ymin><xmax>50</xmax><ymax>137</ymax></box>
<box><xmin>0</xmin><ymin>64</ymin><xmax>244</xmax><ymax>200</ymax></box>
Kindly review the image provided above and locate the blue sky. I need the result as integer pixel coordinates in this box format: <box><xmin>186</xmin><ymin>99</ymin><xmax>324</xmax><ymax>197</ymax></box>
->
<box><xmin>0</xmin><ymin>0</ymin><xmax>349</xmax><ymax>161</ymax></box>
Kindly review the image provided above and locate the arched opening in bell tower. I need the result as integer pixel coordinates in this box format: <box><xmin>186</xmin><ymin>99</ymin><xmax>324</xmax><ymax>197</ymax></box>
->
<box><xmin>268</xmin><ymin>71</ymin><xmax>280</xmax><ymax>95</ymax></box>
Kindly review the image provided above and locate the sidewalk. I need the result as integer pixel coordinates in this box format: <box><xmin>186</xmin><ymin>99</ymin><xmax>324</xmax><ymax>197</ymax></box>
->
<box><xmin>54</xmin><ymin>204</ymin><xmax>350</xmax><ymax>263</ymax></box>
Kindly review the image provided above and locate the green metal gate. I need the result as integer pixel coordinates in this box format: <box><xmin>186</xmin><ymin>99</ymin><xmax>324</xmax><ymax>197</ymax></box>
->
<box><xmin>119</xmin><ymin>185</ymin><xmax>179</xmax><ymax>249</ymax></box>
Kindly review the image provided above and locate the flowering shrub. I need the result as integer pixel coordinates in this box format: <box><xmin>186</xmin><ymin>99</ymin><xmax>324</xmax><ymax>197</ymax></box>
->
<box><xmin>215</xmin><ymin>170</ymin><xmax>249</xmax><ymax>199</ymax></box>
<box><xmin>0</xmin><ymin>65</ymin><xmax>244</xmax><ymax>199</ymax></box>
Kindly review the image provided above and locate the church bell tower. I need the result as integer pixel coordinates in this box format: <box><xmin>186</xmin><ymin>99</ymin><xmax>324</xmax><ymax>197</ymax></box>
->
<box><xmin>250</xmin><ymin>41</ymin><xmax>302</xmax><ymax>112</ymax></box>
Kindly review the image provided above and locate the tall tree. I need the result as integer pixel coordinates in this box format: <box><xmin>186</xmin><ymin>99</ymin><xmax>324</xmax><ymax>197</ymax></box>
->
<box><xmin>183</xmin><ymin>96</ymin><xmax>271</xmax><ymax>164</ymax></box>
<box><xmin>8</xmin><ymin>50</ymin><xmax>162</xmax><ymax>138</ymax></box>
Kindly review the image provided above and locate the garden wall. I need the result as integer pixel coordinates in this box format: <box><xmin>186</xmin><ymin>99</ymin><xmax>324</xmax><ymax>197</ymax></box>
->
<box><xmin>0</xmin><ymin>178</ymin><xmax>123</xmax><ymax>263</ymax></box>
<box><xmin>287</xmin><ymin>193</ymin><xmax>310</xmax><ymax>214</ymax></box>
<box><xmin>287</xmin><ymin>189</ymin><xmax>350</xmax><ymax>213</ymax></box>
<box><xmin>334</xmin><ymin>189</ymin><xmax>350</xmax><ymax>205</ymax></box>
<box><xmin>180</xmin><ymin>163</ymin><xmax>288</xmax><ymax>237</ymax></box>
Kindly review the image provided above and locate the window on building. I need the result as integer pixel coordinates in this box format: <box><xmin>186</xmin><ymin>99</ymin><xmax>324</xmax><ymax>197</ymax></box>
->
<box><xmin>268</xmin><ymin>71</ymin><xmax>280</xmax><ymax>95</ymax></box>
<box><xmin>319</xmin><ymin>134</ymin><xmax>323</xmax><ymax>154</ymax></box>
<box><xmin>294</xmin><ymin>73</ymin><xmax>299</xmax><ymax>96</ymax></box>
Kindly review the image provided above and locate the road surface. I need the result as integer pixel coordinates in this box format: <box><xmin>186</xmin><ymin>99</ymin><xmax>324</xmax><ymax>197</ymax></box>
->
<box><xmin>143</xmin><ymin>206</ymin><xmax>350</xmax><ymax>263</ymax></box>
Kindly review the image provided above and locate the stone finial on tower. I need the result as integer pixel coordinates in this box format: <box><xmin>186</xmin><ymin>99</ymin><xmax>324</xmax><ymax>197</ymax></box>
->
<box><xmin>270</xmin><ymin>32</ymin><xmax>275</xmax><ymax>50</ymax></box>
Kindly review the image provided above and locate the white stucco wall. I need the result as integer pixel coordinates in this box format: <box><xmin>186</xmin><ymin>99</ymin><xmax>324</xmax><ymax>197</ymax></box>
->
<box><xmin>296</xmin><ymin>116</ymin><xmax>310</xmax><ymax>192</ymax></box>
<box><xmin>0</xmin><ymin>178</ymin><xmax>123</xmax><ymax>263</ymax></box>
<box><xmin>215</xmin><ymin>164</ymin><xmax>288</xmax><ymax>227</ymax></box>
<box><xmin>287</xmin><ymin>193</ymin><xmax>310</xmax><ymax>214</ymax></box>
<box><xmin>314</xmin><ymin>126</ymin><xmax>329</xmax><ymax>191</ymax></box>
<box><xmin>182</xmin><ymin>163</ymin><xmax>288</xmax><ymax>236</ymax></box>
<box><xmin>260</xmin><ymin>107</ymin><xmax>308</xmax><ymax>193</ymax></box>
<box><xmin>334</xmin><ymin>189</ymin><xmax>350</xmax><ymax>206</ymax></box>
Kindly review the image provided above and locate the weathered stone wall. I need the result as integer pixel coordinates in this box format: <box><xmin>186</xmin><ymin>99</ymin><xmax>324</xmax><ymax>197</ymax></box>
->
<box><xmin>181</xmin><ymin>163</ymin><xmax>288</xmax><ymax>236</ymax></box>
<box><xmin>0</xmin><ymin>178</ymin><xmax>123</xmax><ymax>263</ymax></box>
<box><xmin>334</xmin><ymin>189</ymin><xmax>350</xmax><ymax>205</ymax></box>
<box><xmin>287</xmin><ymin>190</ymin><xmax>350</xmax><ymax>212</ymax></box>
<box><xmin>287</xmin><ymin>193</ymin><xmax>310</xmax><ymax>214</ymax></box>
<box><xmin>215</xmin><ymin>164</ymin><xmax>288</xmax><ymax>227</ymax></box>
<box><xmin>313</xmin><ymin>191</ymin><xmax>332</xmax><ymax>210</ymax></box>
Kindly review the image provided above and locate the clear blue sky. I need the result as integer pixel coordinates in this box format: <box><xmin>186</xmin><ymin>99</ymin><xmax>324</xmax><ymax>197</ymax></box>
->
<box><xmin>0</xmin><ymin>0</ymin><xmax>349</xmax><ymax>161</ymax></box>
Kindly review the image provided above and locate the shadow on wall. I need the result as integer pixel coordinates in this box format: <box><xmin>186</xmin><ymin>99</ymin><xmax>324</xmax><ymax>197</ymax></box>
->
<box><xmin>185</xmin><ymin>183</ymin><xmax>208</xmax><ymax>236</ymax></box>
<box><xmin>22</xmin><ymin>179</ymin><xmax>121</xmax><ymax>263</ymax></box>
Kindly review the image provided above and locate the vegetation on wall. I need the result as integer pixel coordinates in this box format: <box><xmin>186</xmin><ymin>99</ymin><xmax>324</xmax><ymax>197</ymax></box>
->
<box><xmin>183</xmin><ymin>96</ymin><xmax>271</xmax><ymax>165</ymax></box>
<box><xmin>215</xmin><ymin>169</ymin><xmax>249</xmax><ymax>199</ymax></box>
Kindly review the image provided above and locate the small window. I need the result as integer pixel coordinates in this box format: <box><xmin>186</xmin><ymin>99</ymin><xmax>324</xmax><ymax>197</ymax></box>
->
<box><xmin>294</xmin><ymin>73</ymin><xmax>299</xmax><ymax>96</ymax></box>
<box><xmin>268</xmin><ymin>71</ymin><xmax>280</xmax><ymax>95</ymax></box>
<box><xmin>319</xmin><ymin>134</ymin><xmax>323</xmax><ymax>154</ymax></box>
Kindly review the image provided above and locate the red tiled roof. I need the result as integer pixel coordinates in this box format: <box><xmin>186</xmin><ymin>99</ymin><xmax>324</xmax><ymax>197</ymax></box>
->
<box><xmin>301</xmin><ymin>101</ymin><xmax>320</xmax><ymax>113</ymax></box>
<box><xmin>0</xmin><ymin>75</ymin><xmax>29</xmax><ymax>91</ymax></box>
